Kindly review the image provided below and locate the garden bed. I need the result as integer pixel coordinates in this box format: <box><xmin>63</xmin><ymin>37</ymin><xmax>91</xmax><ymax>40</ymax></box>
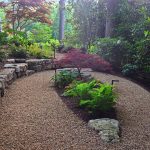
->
<box><xmin>56</xmin><ymin>88</ymin><xmax>117</xmax><ymax>122</ymax></box>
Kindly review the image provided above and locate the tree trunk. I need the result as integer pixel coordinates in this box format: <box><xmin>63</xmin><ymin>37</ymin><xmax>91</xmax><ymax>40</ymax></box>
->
<box><xmin>0</xmin><ymin>17</ymin><xmax>2</xmax><ymax>32</ymax></box>
<box><xmin>105</xmin><ymin>0</ymin><xmax>118</xmax><ymax>37</ymax></box>
<box><xmin>59</xmin><ymin>0</ymin><xmax>65</xmax><ymax>42</ymax></box>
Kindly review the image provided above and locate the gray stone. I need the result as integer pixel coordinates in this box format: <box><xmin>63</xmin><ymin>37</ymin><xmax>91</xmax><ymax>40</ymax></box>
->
<box><xmin>4</xmin><ymin>63</ymin><xmax>28</xmax><ymax>77</ymax></box>
<box><xmin>88</xmin><ymin>118</ymin><xmax>120</xmax><ymax>143</ymax></box>
<box><xmin>26</xmin><ymin>70</ymin><xmax>35</xmax><ymax>76</ymax></box>
<box><xmin>32</xmin><ymin>65</ymin><xmax>42</xmax><ymax>72</ymax></box>
<box><xmin>0</xmin><ymin>68</ymin><xmax>16</xmax><ymax>85</ymax></box>
<box><xmin>81</xmin><ymin>72</ymin><xmax>93</xmax><ymax>81</ymax></box>
<box><xmin>0</xmin><ymin>74</ymin><xmax>9</xmax><ymax>88</ymax></box>
<box><xmin>26</xmin><ymin>59</ymin><xmax>53</xmax><ymax>71</ymax></box>
<box><xmin>0</xmin><ymin>78</ymin><xmax>5</xmax><ymax>89</ymax></box>
<box><xmin>6</xmin><ymin>59</ymin><xmax>15</xmax><ymax>63</ymax></box>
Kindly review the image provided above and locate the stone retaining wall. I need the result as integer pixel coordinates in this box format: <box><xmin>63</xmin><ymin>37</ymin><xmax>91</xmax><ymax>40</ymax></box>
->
<box><xmin>0</xmin><ymin>58</ymin><xmax>54</xmax><ymax>97</ymax></box>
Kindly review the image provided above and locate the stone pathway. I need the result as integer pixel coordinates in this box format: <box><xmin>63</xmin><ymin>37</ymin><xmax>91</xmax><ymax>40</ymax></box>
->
<box><xmin>0</xmin><ymin>71</ymin><xmax>150</xmax><ymax>150</ymax></box>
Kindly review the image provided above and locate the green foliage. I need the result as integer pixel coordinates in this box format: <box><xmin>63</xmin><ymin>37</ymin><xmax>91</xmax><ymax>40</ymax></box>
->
<box><xmin>9</xmin><ymin>45</ymin><xmax>28</xmax><ymax>59</ymax></box>
<box><xmin>8</xmin><ymin>31</ymin><xmax>28</xmax><ymax>47</ymax></box>
<box><xmin>0</xmin><ymin>51</ymin><xmax>6</xmax><ymax>62</ymax></box>
<box><xmin>27</xmin><ymin>42</ymin><xmax>54</xmax><ymax>59</ymax></box>
<box><xmin>122</xmin><ymin>64</ymin><xmax>138</xmax><ymax>76</ymax></box>
<box><xmin>27</xmin><ymin>23</ymin><xmax>53</xmax><ymax>43</ymax></box>
<box><xmin>64</xmin><ymin>80</ymin><xmax>117</xmax><ymax>112</ymax></box>
<box><xmin>54</xmin><ymin>70</ymin><xmax>79</xmax><ymax>88</ymax></box>
<box><xmin>0</xmin><ymin>32</ymin><xmax>8</xmax><ymax>46</ymax></box>
<box><xmin>89</xmin><ymin>38</ymin><xmax>132</xmax><ymax>68</ymax></box>
<box><xmin>63</xmin><ymin>80</ymin><xmax>101</xmax><ymax>98</ymax></box>
<box><xmin>80</xmin><ymin>83</ymin><xmax>117</xmax><ymax>112</ymax></box>
<box><xmin>49</xmin><ymin>39</ymin><xmax>60</xmax><ymax>51</ymax></box>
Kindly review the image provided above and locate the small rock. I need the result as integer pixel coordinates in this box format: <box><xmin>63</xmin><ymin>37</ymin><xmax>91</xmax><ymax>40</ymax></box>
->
<box><xmin>88</xmin><ymin>118</ymin><xmax>120</xmax><ymax>143</ymax></box>
<box><xmin>26</xmin><ymin>70</ymin><xmax>35</xmax><ymax>76</ymax></box>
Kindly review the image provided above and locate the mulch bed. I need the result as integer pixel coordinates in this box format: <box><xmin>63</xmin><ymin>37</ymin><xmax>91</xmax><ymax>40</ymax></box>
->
<box><xmin>56</xmin><ymin>88</ymin><xmax>117</xmax><ymax>122</ymax></box>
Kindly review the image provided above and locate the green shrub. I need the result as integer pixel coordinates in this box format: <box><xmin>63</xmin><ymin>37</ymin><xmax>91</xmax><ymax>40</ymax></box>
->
<box><xmin>0</xmin><ymin>51</ymin><xmax>6</xmax><ymax>62</ymax></box>
<box><xmin>0</xmin><ymin>32</ymin><xmax>8</xmax><ymax>46</ymax></box>
<box><xmin>122</xmin><ymin>64</ymin><xmax>138</xmax><ymax>76</ymax></box>
<box><xmin>80</xmin><ymin>83</ymin><xmax>117</xmax><ymax>112</ymax></box>
<box><xmin>54</xmin><ymin>70</ymin><xmax>79</xmax><ymax>88</ymax></box>
<box><xmin>64</xmin><ymin>80</ymin><xmax>117</xmax><ymax>113</ymax></box>
<box><xmin>63</xmin><ymin>80</ymin><xmax>101</xmax><ymax>99</ymax></box>
<box><xmin>134</xmin><ymin>39</ymin><xmax>150</xmax><ymax>71</ymax></box>
<box><xmin>89</xmin><ymin>38</ymin><xmax>132</xmax><ymax>69</ymax></box>
<box><xmin>9</xmin><ymin>45</ymin><xmax>28</xmax><ymax>59</ymax></box>
<box><xmin>28</xmin><ymin>43</ymin><xmax>54</xmax><ymax>59</ymax></box>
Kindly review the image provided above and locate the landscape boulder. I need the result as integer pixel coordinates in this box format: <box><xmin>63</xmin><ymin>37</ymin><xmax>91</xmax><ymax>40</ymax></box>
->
<box><xmin>4</xmin><ymin>63</ymin><xmax>28</xmax><ymax>77</ymax></box>
<box><xmin>88</xmin><ymin>118</ymin><xmax>120</xmax><ymax>143</ymax></box>
<box><xmin>0</xmin><ymin>68</ymin><xmax>16</xmax><ymax>86</ymax></box>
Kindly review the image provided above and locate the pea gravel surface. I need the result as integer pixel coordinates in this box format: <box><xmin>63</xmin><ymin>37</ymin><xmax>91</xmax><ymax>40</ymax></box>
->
<box><xmin>0</xmin><ymin>71</ymin><xmax>150</xmax><ymax>150</ymax></box>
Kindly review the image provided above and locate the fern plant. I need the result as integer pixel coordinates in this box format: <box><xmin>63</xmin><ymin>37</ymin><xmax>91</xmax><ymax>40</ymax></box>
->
<box><xmin>63</xmin><ymin>80</ymin><xmax>101</xmax><ymax>98</ymax></box>
<box><xmin>64</xmin><ymin>79</ymin><xmax>117</xmax><ymax>113</ymax></box>
<box><xmin>80</xmin><ymin>83</ymin><xmax>117</xmax><ymax>112</ymax></box>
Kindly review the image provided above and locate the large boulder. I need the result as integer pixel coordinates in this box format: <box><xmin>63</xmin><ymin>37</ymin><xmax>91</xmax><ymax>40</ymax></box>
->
<box><xmin>88</xmin><ymin>118</ymin><xmax>120</xmax><ymax>143</ymax></box>
<box><xmin>0</xmin><ymin>68</ymin><xmax>16</xmax><ymax>86</ymax></box>
<box><xmin>41</xmin><ymin>59</ymin><xmax>54</xmax><ymax>70</ymax></box>
<box><xmin>4</xmin><ymin>63</ymin><xmax>28</xmax><ymax>77</ymax></box>
<box><xmin>26</xmin><ymin>59</ymin><xmax>43</xmax><ymax>72</ymax></box>
<box><xmin>26</xmin><ymin>59</ymin><xmax>53</xmax><ymax>71</ymax></box>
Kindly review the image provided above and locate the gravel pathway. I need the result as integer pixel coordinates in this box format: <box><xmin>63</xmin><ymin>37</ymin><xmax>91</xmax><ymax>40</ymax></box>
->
<box><xmin>0</xmin><ymin>71</ymin><xmax>150</xmax><ymax>150</ymax></box>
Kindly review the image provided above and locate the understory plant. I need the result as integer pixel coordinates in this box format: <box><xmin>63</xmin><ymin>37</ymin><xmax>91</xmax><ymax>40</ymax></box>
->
<box><xmin>28</xmin><ymin>43</ymin><xmax>53</xmax><ymax>59</ymax></box>
<box><xmin>54</xmin><ymin>70</ymin><xmax>79</xmax><ymax>88</ymax></box>
<box><xmin>9</xmin><ymin>45</ymin><xmax>28</xmax><ymax>59</ymax></box>
<box><xmin>89</xmin><ymin>38</ymin><xmax>132</xmax><ymax>69</ymax></box>
<box><xmin>63</xmin><ymin>79</ymin><xmax>117</xmax><ymax>113</ymax></box>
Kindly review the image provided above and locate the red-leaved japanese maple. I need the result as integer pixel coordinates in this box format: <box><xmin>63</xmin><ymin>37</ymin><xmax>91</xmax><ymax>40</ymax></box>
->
<box><xmin>0</xmin><ymin>0</ymin><xmax>52</xmax><ymax>32</ymax></box>
<box><xmin>56</xmin><ymin>49</ymin><xmax>112</xmax><ymax>75</ymax></box>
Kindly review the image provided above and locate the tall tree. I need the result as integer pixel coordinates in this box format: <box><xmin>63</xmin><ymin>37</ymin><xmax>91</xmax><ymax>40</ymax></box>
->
<box><xmin>72</xmin><ymin>0</ymin><xmax>106</xmax><ymax>48</ymax></box>
<box><xmin>59</xmin><ymin>0</ymin><xmax>65</xmax><ymax>42</ymax></box>
<box><xmin>105</xmin><ymin>0</ymin><xmax>118</xmax><ymax>37</ymax></box>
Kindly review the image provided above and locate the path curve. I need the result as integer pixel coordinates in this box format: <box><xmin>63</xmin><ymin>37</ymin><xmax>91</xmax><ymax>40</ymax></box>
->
<box><xmin>0</xmin><ymin>71</ymin><xmax>150</xmax><ymax>150</ymax></box>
